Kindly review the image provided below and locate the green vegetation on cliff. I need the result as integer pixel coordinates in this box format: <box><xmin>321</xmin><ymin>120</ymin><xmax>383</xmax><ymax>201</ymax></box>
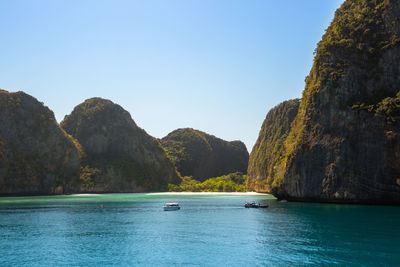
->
<box><xmin>375</xmin><ymin>91</ymin><xmax>400</xmax><ymax>121</ymax></box>
<box><xmin>161</xmin><ymin>128</ymin><xmax>249</xmax><ymax>181</ymax></box>
<box><xmin>168</xmin><ymin>172</ymin><xmax>249</xmax><ymax>192</ymax></box>
<box><xmin>311</xmin><ymin>0</ymin><xmax>400</xmax><ymax>118</ymax></box>
<box><xmin>352</xmin><ymin>91</ymin><xmax>400</xmax><ymax>122</ymax></box>
<box><xmin>315</xmin><ymin>0</ymin><xmax>399</xmax><ymax>83</ymax></box>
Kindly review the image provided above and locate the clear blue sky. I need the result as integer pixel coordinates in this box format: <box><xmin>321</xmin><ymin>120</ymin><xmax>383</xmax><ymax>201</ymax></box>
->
<box><xmin>0</xmin><ymin>0</ymin><xmax>344</xmax><ymax>151</ymax></box>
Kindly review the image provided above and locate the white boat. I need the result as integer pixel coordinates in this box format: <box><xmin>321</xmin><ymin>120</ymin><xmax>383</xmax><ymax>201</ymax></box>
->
<box><xmin>163</xmin><ymin>202</ymin><xmax>180</xmax><ymax>211</ymax></box>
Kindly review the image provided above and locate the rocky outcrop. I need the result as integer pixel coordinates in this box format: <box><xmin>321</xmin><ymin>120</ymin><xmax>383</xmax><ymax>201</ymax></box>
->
<box><xmin>61</xmin><ymin>98</ymin><xmax>180</xmax><ymax>192</ymax></box>
<box><xmin>247</xmin><ymin>99</ymin><xmax>300</xmax><ymax>191</ymax></box>
<box><xmin>0</xmin><ymin>90</ymin><xmax>81</xmax><ymax>195</ymax></box>
<box><xmin>160</xmin><ymin>128</ymin><xmax>249</xmax><ymax>181</ymax></box>
<box><xmin>270</xmin><ymin>0</ymin><xmax>400</xmax><ymax>204</ymax></box>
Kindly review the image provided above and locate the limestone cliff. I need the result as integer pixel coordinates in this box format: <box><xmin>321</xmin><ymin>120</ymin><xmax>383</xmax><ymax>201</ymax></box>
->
<box><xmin>61</xmin><ymin>98</ymin><xmax>180</xmax><ymax>192</ymax></box>
<box><xmin>247</xmin><ymin>99</ymin><xmax>300</xmax><ymax>191</ymax></box>
<box><xmin>0</xmin><ymin>90</ymin><xmax>81</xmax><ymax>195</ymax></box>
<box><xmin>271</xmin><ymin>0</ymin><xmax>400</xmax><ymax>204</ymax></box>
<box><xmin>160</xmin><ymin>128</ymin><xmax>249</xmax><ymax>181</ymax></box>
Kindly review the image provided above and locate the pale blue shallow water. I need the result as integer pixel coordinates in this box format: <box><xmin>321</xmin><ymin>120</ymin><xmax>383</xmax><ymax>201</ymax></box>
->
<box><xmin>0</xmin><ymin>194</ymin><xmax>399</xmax><ymax>266</ymax></box>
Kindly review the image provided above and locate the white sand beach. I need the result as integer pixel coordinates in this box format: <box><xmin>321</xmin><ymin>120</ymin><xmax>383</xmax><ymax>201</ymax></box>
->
<box><xmin>147</xmin><ymin>192</ymin><xmax>270</xmax><ymax>196</ymax></box>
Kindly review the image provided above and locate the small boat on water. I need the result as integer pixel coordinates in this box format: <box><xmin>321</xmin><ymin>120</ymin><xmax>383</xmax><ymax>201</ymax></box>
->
<box><xmin>163</xmin><ymin>202</ymin><xmax>180</xmax><ymax>211</ymax></box>
<box><xmin>244</xmin><ymin>201</ymin><xmax>269</xmax><ymax>208</ymax></box>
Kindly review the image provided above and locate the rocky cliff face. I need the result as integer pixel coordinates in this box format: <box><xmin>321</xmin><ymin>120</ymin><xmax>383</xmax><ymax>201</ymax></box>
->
<box><xmin>160</xmin><ymin>128</ymin><xmax>249</xmax><ymax>181</ymax></box>
<box><xmin>270</xmin><ymin>0</ymin><xmax>400</xmax><ymax>204</ymax></box>
<box><xmin>0</xmin><ymin>90</ymin><xmax>81</xmax><ymax>195</ymax></box>
<box><xmin>61</xmin><ymin>98</ymin><xmax>180</xmax><ymax>192</ymax></box>
<box><xmin>247</xmin><ymin>99</ymin><xmax>300</xmax><ymax>191</ymax></box>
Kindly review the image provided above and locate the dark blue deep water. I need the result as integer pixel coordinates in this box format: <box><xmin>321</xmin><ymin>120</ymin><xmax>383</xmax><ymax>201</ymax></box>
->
<box><xmin>0</xmin><ymin>194</ymin><xmax>399</xmax><ymax>266</ymax></box>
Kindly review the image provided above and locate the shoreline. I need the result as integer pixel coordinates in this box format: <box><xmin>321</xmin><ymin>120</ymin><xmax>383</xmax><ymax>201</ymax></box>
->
<box><xmin>0</xmin><ymin>191</ymin><xmax>271</xmax><ymax>198</ymax></box>
<box><xmin>147</xmin><ymin>192</ymin><xmax>270</xmax><ymax>196</ymax></box>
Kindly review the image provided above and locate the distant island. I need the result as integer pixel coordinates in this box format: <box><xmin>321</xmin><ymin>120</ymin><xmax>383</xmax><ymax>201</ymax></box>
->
<box><xmin>1</xmin><ymin>0</ymin><xmax>400</xmax><ymax>204</ymax></box>
<box><xmin>161</xmin><ymin>128</ymin><xmax>248</xmax><ymax>181</ymax></box>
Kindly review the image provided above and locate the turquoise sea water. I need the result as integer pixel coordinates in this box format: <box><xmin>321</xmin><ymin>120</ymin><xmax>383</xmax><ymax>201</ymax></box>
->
<box><xmin>0</xmin><ymin>194</ymin><xmax>399</xmax><ymax>266</ymax></box>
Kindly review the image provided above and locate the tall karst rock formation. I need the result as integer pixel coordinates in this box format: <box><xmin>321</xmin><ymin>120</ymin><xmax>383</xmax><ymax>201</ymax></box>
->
<box><xmin>161</xmin><ymin>128</ymin><xmax>249</xmax><ymax>181</ymax></box>
<box><xmin>251</xmin><ymin>0</ymin><xmax>400</xmax><ymax>204</ymax></box>
<box><xmin>0</xmin><ymin>90</ymin><xmax>81</xmax><ymax>195</ymax></box>
<box><xmin>61</xmin><ymin>98</ymin><xmax>180</xmax><ymax>192</ymax></box>
<box><xmin>247</xmin><ymin>99</ymin><xmax>300</xmax><ymax>191</ymax></box>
